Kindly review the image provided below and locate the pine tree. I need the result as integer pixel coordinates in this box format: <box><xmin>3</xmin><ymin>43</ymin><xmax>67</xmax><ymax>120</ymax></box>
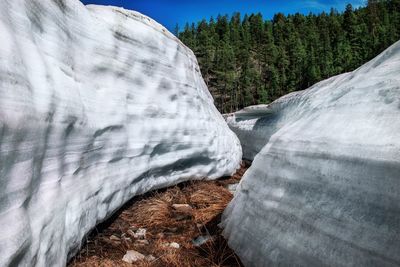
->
<box><xmin>173</xmin><ymin>24</ymin><xmax>180</xmax><ymax>36</ymax></box>
<box><xmin>178</xmin><ymin>0</ymin><xmax>400</xmax><ymax>112</ymax></box>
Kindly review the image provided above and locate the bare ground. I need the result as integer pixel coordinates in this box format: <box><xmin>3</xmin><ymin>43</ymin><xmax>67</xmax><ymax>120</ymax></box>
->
<box><xmin>69</xmin><ymin>162</ymin><xmax>249</xmax><ymax>267</ymax></box>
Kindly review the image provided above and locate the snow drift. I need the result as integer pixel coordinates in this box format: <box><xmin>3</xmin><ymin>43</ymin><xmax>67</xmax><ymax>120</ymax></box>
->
<box><xmin>0</xmin><ymin>0</ymin><xmax>242</xmax><ymax>266</ymax></box>
<box><xmin>225</xmin><ymin>104</ymin><xmax>276</xmax><ymax>160</ymax></box>
<box><xmin>222</xmin><ymin>41</ymin><xmax>400</xmax><ymax>266</ymax></box>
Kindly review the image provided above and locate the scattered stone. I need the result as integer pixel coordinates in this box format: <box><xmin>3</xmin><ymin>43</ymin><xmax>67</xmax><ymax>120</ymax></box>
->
<box><xmin>192</xmin><ymin>235</ymin><xmax>212</xmax><ymax>247</ymax></box>
<box><xmin>136</xmin><ymin>228</ymin><xmax>147</xmax><ymax>239</ymax></box>
<box><xmin>122</xmin><ymin>250</ymin><xmax>145</xmax><ymax>263</ymax></box>
<box><xmin>145</xmin><ymin>255</ymin><xmax>156</xmax><ymax>262</ymax></box>
<box><xmin>128</xmin><ymin>228</ymin><xmax>147</xmax><ymax>239</ymax></box>
<box><xmin>172</xmin><ymin>203</ymin><xmax>193</xmax><ymax>213</ymax></box>
<box><xmin>169</xmin><ymin>242</ymin><xmax>180</xmax><ymax>249</ymax></box>
<box><xmin>109</xmin><ymin>235</ymin><xmax>120</xmax><ymax>241</ymax></box>
<box><xmin>161</xmin><ymin>242</ymin><xmax>180</xmax><ymax>249</ymax></box>
<box><xmin>135</xmin><ymin>239</ymin><xmax>150</xmax><ymax>245</ymax></box>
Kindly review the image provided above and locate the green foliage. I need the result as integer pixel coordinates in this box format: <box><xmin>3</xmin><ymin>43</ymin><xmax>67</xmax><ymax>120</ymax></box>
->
<box><xmin>178</xmin><ymin>0</ymin><xmax>400</xmax><ymax>113</ymax></box>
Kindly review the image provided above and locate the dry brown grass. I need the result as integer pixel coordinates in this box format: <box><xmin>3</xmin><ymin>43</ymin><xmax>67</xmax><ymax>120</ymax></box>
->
<box><xmin>190</xmin><ymin>183</ymin><xmax>233</xmax><ymax>224</ymax></box>
<box><xmin>69</xmin><ymin>162</ymin><xmax>249</xmax><ymax>267</ymax></box>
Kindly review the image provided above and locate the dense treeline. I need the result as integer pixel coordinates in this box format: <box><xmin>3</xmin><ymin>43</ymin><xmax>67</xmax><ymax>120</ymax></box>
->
<box><xmin>178</xmin><ymin>0</ymin><xmax>400</xmax><ymax>113</ymax></box>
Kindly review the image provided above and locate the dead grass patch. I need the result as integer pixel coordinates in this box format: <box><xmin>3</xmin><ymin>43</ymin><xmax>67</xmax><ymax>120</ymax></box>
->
<box><xmin>69</xmin><ymin>162</ymin><xmax>249</xmax><ymax>267</ymax></box>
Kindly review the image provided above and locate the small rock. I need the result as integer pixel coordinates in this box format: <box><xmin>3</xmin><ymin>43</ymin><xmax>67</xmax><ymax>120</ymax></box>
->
<box><xmin>109</xmin><ymin>235</ymin><xmax>120</xmax><ymax>241</ymax></box>
<box><xmin>134</xmin><ymin>228</ymin><xmax>147</xmax><ymax>239</ymax></box>
<box><xmin>169</xmin><ymin>242</ymin><xmax>180</xmax><ymax>249</ymax></box>
<box><xmin>122</xmin><ymin>250</ymin><xmax>145</xmax><ymax>263</ymax></box>
<box><xmin>135</xmin><ymin>239</ymin><xmax>150</xmax><ymax>245</ymax></box>
<box><xmin>192</xmin><ymin>235</ymin><xmax>212</xmax><ymax>247</ymax></box>
<box><xmin>172</xmin><ymin>204</ymin><xmax>193</xmax><ymax>214</ymax></box>
<box><xmin>145</xmin><ymin>255</ymin><xmax>156</xmax><ymax>262</ymax></box>
<box><xmin>128</xmin><ymin>228</ymin><xmax>147</xmax><ymax>239</ymax></box>
<box><xmin>161</xmin><ymin>242</ymin><xmax>180</xmax><ymax>249</ymax></box>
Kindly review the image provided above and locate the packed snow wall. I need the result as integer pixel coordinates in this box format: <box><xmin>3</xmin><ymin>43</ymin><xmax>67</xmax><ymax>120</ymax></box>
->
<box><xmin>225</xmin><ymin>103</ymin><xmax>294</xmax><ymax>161</ymax></box>
<box><xmin>222</xmin><ymin>41</ymin><xmax>400</xmax><ymax>266</ymax></box>
<box><xmin>0</xmin><ymin>0</ymin><xmax>242</xmax><ymax>266</ymax></box>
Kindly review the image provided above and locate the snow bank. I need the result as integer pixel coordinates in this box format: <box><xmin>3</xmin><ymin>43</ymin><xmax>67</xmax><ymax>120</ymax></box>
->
<box><xmin>222</xmin><ymin>41</ymin><xmax>400</xmax><ymax>266</ymax></box>
<box><xmin>0</xmin><ymin>0</ymin><xmax>241</xmax><ymax>266</ymax></box>
<box><xmin>225</xmin><ymin>104</ymin><xmax>277</xmax><ymax>160</ymax></box>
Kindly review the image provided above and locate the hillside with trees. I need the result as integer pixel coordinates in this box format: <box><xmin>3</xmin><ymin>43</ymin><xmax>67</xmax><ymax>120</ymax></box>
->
<box><xmin>178</xmin><ymin>0</ymin><xmax>400</xmax><ymax>113</ymax></box>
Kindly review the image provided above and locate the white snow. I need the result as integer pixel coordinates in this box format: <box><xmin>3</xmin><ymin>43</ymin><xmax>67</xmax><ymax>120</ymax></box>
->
<box><xmin>0</xmin><ymin>0</ymin><xmax>242</xmax><ymax>266</ymax></box>
<box><xmin>222</xmin><ymin>41</ymin><xmax>400</xmax><ymax>266</ymax></box>
<box><xmin>225</xmin><ymin>105</ymin><xmax>275</xmax><ymax>160</ymax></box>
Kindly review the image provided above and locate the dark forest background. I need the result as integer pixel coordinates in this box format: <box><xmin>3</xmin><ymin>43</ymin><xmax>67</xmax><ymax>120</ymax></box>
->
<box><xmin>178</xmin><ymin>0</ymin><xmax>400</xmax><ymax>113</ymax></box>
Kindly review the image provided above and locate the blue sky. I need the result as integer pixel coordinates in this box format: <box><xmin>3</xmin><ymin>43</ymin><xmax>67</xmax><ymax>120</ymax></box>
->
<box><xmin>80</xmin><ymin>0</ymin><xmax>366</xmax><ymax>32</ymax></box>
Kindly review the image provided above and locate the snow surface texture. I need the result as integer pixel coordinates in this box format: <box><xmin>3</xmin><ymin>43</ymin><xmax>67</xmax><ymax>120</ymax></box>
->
<box><xmin>0</xmin><ymin>1</ymin><xmax>242</xmax><ymax>266</ymax></box>
<box><xmin>225</xmin><ymin>104</ymin><xmax>276</xmax><ymax>160</ymax></box>
<box><xmin>222</xmin><ymin>41</ymin><xmax>400</xmax><ymax>267</ymax></box>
